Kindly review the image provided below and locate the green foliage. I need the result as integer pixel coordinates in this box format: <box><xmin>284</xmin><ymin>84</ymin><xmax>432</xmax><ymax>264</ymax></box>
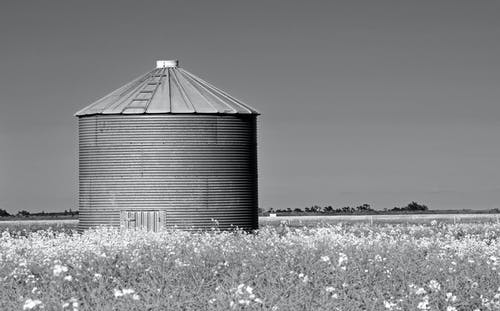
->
<box><xmin>392</xmin><ymin>201</ymin><xmax>429</xmax><ymax>212</ymax></box>
<box><xmin>0</xmin><ymin>209</ymin><xmax>10</xmax><ymax>217</ymax></box>
<box><xmin>283</xmin><ymin>204</ymin><xmax>375</xmax><ymax>214</ymax></box>
<box><xmin>17</xmin><ymin>210</ymin><xmax>30</xmax><ymax>217</ymax></box>
<box><xmin>1</xmin><ymin>222</ymin><xmax>499</xmax><ymax>310</ymax></box>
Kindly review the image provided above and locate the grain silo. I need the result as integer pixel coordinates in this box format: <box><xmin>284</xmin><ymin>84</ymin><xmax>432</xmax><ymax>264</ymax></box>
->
<box><xmin>75</xmin><ymin>60</ymin><xmax>259</xmax><ymax>231</ymax></box>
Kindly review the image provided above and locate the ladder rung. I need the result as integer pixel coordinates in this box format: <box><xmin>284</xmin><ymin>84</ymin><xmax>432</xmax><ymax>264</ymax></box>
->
<box><xmin>131</xmin><ymin>98</ymin><xmax>149</xmax><ymax>101</ymax></box>
<box><xmin>139</xmin><ymin>90</ymin><xmax>153</xmax><ymax>93</ymax></box>
<box><xmin>147</xmin><ymin>82</ymin><xmax>161</xmax><ymax>85</ymax></box>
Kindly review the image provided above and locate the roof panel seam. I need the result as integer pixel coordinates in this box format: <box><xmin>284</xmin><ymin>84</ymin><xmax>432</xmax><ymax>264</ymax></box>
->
<box><xmin>116</xmin><ymin>71</ymin><xmax>157</xmax><ymax>114</ymax></box>
<box><xmin>178</xmin><ymin>70</ymin><xmax>221</xmax><ymax>113</ymax></box>
<box><xmin>179</xmin><ymin>69</ymin><xmax>237</xmax><ymax>114</ymax></box>
<box><xmin>104</xmin><ymin>71</ymin><xmax>155</xmax><ymax>113</ymax></box>
<box><xmin>170</xmin><ymin>69</ymin><xmax>196</xmax><ymax>113</ymax></box>
<box><xmin>180</xmin><ymin>69</ymin><xmax>256</xmax><ymax>114</ymax></box>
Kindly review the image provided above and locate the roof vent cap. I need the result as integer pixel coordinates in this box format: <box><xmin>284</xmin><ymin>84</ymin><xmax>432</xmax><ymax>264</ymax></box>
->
<box><xmin>156</xmin><ymin>60</ymin><xmax>178</xmax><ymax>68</ymax></box>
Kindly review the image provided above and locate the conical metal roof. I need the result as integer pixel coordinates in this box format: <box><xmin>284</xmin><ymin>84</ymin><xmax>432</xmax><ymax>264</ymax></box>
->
<box><xmin>75</xmin><ymin>60</ymin><xmax>259</xmax><ymax>116</ymax></box>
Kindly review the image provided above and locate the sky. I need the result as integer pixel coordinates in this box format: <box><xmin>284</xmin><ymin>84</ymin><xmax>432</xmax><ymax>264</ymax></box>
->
<box><xmin>0</xmin><ymin>0</ymin><xmax>499</xmax><ymax>213</ymax></box>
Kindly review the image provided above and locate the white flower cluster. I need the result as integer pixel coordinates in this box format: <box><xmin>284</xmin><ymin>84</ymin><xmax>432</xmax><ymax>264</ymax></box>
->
<box><xmin>114</xmin><ymin>288</ymin><xmax>140</xmax><ymax>300</ymax></box>
<box><xmin>230</xmin><ymin>284</ymin><xmax>263</xmax><ymax>308</ymax></box>
<box><xmin>1</xmin><ymin>222</ymin><xmax>499</xmax><ymax>310</ymax></box>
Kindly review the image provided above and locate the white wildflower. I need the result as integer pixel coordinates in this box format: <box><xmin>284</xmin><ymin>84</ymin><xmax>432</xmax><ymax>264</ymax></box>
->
<box><xmin>53</xmin><ymin>264</ymin><xmax>68</xmax><ymax>277</ymax></box>
<box><xmin>238</xmin><ymin>299</ymin><xmax>250</xmax><ymax>306</ymax></box>
<box><xmin>70</xmin><ymin>297</ymin><xmax>78</xmax><ymax>309</ymax></box>
<box><xmin>121</xmin><ymin>288</ymin><xmax>135</xmax><ymax>295</ymax></box>
<box><xmin>246</xmin><ymin>286</ymin><xmax>253</xmax><ymax>295</ymax></box>
<box><xmin>417</xmin><ymin>299</ymin><xmax>429</xmax><ymax>310</ymax></box>
<box><xmin>114</xmin><ymin>289</ymin><xmax>124</xmax><ymax>298</ymax></box>
<box><xmin>174</xmin><ymin>258</ymin><xmax>190</xmax><ymax>267</ymax></box>
<box><xmin>428</xmin><ymin>280</ymin><xmax>441</xmax><ymax>291</ymax></box>
<box><xmin>23</xmin><ymin>299</ymin><xmax>43</xmax><ymax>310</ymax></box>
<box><xmin>114</xmin><ymin>288</ymin><xmax>134</xmax><ymax>298</ymax></box>
<box><xmin>236</xmin><ymin>284</ymin><xmax>245</xmax><ymax>295</ymax></box>
<box><xmin>64</xmin><ymin>275</ymin><xmax>73</xmax><ymax>281</ymax></box>
<box><xmin>320</xmin><ymin>256</ymin><xmax>330</xmax><ymax>263</ymax></box>
<box><xmin>446</xmin><ymin>292</ymin><xmax>457</xmax><ymax>303</ymax></box>
<box><xmin>338</xmin><ymin>253</ymin><xmax>348</xmax><ymax>266</ymax></box>
<box><xmin>325</xmin><ymin>286</ymin><xmax>335</xmax><ymax>292</ymax></box>
<box><xmin>384</xmin><ymin>300</ymin><xmax>397</xmax><ymax>309</ymax></box>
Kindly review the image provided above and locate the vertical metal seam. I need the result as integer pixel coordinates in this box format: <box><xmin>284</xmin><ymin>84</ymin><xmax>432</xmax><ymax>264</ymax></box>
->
<box><xmin>78</xmin><ymin>114</ymin><xmax>258</xmax><ymax>231</ymax></box>
<box><xmin>104</xmin><ymin>70</ymin><xmax>156</xmax><ymax>113</ymax></box>
<box><xmin>100</xmin><ymin>71</ymin><xmax>154</xmax><ymax>113</ymax></box>
<box><xmin>170</xmin><ymin>69</ymin><xmax>196</xmax><ymax>113</ymax></box>
<box><xmin>180</xmin><ymin>68</ymin><xmax>253</xmax><ymax>114</ymax></box>
<box><xmin>76</xmin><ymin>70</ymin><xmax>153</xmax><ymax>116</ymax></box>
<box><xmin>116</xmin><ymin>70</ymin><xmax>157</xmax><ymax>113</ymax></box>
<box><xmin>167</xmin><ymin>69</ymin><xmax>172</xmax><ymax>112</ymax></box>
<box><xmin>179</xmin><ymin>69</ymin><xmax>237</xmax><ymax>113</ymax></box>
<box><xmin>178</xmin><ymin>70</ymin><xmax>221</xmax><ymax>113</ymax></box>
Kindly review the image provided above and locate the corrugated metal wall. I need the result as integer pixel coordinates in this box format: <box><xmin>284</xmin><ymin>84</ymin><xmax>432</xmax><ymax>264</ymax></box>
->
<box><xmin>78</xmin><ymin>114</ymin><xmax>258</xmax><ymax>231</ymax></box>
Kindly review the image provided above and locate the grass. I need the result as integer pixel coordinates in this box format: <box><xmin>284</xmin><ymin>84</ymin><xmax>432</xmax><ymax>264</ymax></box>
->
<box><xmin>1</xmin><ymin>219</ymin><xmax>500</xmax><ymax>310</ymax></box>
<box><xmin>261</xmin><ymin>214</ymin><xmax>500</xmax><ymax>228</ymax></box>
<box><xmin>0</xmin><ymin>221</ymin><xmax>76</xmax><ymax>236</ymax></box>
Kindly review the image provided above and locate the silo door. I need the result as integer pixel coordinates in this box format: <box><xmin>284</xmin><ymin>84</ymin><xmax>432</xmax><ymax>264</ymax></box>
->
<box><xmin>120</xmin><ymin>210</ymin><xmax>165</xmax><ymax>232</ymax></box>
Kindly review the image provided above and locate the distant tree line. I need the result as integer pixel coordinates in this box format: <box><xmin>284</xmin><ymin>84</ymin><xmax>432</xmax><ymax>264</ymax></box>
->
<box><xmin>261</xmin><ymin>201</ymin><xmax>430</xmax><ymax>215</ymax></box>
<box><xmin>0</xmin><ymin>209</ymin><xmax>78</xmax><ymax>217</ymax></box>
<box><xmin>389</xmin><ymin>201</ymin><xmax>428</xmax><ymax>212</ymax></box>
<box><xmin>267</xmin><ymin>203</ymin><xmax>375</xmax><ymax>215</ymax></box>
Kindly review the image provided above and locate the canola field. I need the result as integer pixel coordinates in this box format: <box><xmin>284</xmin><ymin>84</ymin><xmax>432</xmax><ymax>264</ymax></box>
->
<box><xmin>1</xmin><ymin>220</ymin><xmax>500</xmax><ymax>310</ymax></box>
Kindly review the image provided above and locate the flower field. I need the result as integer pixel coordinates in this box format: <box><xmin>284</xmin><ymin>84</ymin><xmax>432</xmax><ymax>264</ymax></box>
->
<box><xmin>1</xmin><ymin>221</ymin><xmax>500</xmax><ymax>310</ymax></box>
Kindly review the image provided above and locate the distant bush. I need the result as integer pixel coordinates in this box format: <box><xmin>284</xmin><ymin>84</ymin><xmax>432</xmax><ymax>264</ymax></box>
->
<box><xmin>17</xmin><ymin>210</ymin><xmax>30</xmax><ymax>217</ymax></box>
<box><xmin>0</xmin><ymin>209</ymin><xmax>10</xmax><ymax>217</ymax></box>
<box><xmin>391</xmin><ymin>201</ymin><xmax>428</xmax><ymax>212</ymax></box>
<box><xmin>268</xmin><ymin>202</ymin><xmax>433</xmax><ymax>215</ymax></box>
<box><xmin>272</xmin><ymin>204</ymin><xmax>375</xmax><ymax>215</ymax></box>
